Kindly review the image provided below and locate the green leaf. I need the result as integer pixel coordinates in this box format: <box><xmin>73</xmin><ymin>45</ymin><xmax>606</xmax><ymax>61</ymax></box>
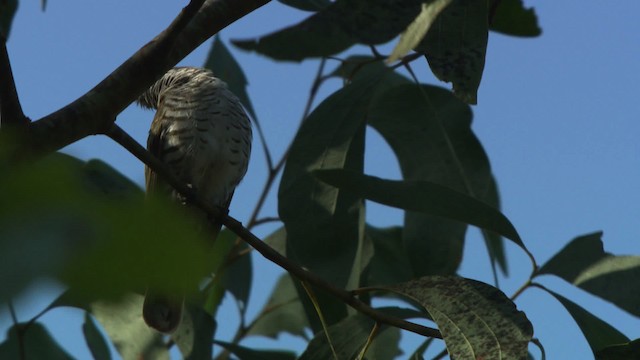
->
<box><xmin>225</xmin><ymin>242</ymin><xmax>253</xmax><ymax>316</ymax></box>
<box><xmin>538</xmin><ymin>232</ymin><xmax>640</xmax><ymax>317</ymax></box>
<box><xmin>366</xmin><ymin>325</ymin><xmax>403</xmax><ymax>360</ymax></box>
<box><xmin>364</xmin><ymin>225</ymin><xmax>414</xmax><ymax>286</ymax></box>
<box><xmin>415</xmin><ymin>0</ymin><xmax>488</xmax><ymax>104</ymax></box>
<box><xmin>246</xmin><ymin>273</ymin><xmax>309</xmax><ymax>339</ymax></box>
<box><xmin>368</xmin><ymin>83</ymin><xmax>496</xmax><ymax>275</ymax></box>
<box><xmin>172</xmin><ymin>305</ymin><xmax>216</xmax><ymax>360</ymax></box>
<box><xmin>214</xmin><ymin>341</ymin><xmax>296</xmax><ymax>360</ymax></box>
<box><xmin>480</xmin><ymin>175</ymin><xmax>508</xmax><ymax>275</ymax></box>
<box><xmin>278</xmin><ymin>0</ymin><xmax>331</xmax><ymax>12</ymax></box>
<box><xmin>388</xmin><ymin>0</ymin><xmax>453</xmax><ymax>63</ymax></box>
<box><xmin>205</xmin><ymin>36</ymin><xmax>258</xmax><ymax>122</ymax></box>
<box><xmin>0</xmin><ymin>0</ymin><xmax>17</xmax><ymax>40</ymax></box>
<box><xmin>596</xmin><ymin>339</ymin><xmax>640</xmax><ymax>360</ymax></box>
<box><xmin>0</xmin><ymin>323</ymin><xmax>74</xmax><ymax>360</ymax></box>
<box><xmin>82</xmin><ymin>313</ymin><xmax>112</xmax><ymax>360</ymax></box>
<box><xmin>82</xmin><ymin>159</ymin><xmax>143</xmax><ymax>198</ymax></box>
<box><xmin>314</xmin><ymin>169</ymin><xmax>524</xmax><ymax>248</ymax></box>
<box><xmin>233</xmin><ymin>0</ymin><xmax>424</xmax><ymax>61</ymax></box>
<box><xmin>278</xmin><ymin>70</ymin><xmax>381</xmax><ymax>330</ymax></box>
<box><xmin>388</xmin><ymin>276</ymin><xmax>533</xmax><ymax>359</ymax></box>
<box><xmin>542</xmin><ymin>287</ymin><xmax>629</xmax><ymax>354</ymax></box>
<box><xmin>489</xmin><ymin>0</ymin><xmax>541</xmax><ymax>37</ymax></box>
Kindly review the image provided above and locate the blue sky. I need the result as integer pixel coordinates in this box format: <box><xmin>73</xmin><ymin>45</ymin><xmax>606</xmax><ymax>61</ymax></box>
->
<box><xmin>2</xmin><ymin>1</ymin><xmax>640</xmax><ymax>359</ymax></box>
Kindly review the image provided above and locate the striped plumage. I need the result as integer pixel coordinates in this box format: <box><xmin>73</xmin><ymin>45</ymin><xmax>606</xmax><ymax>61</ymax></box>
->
<box><xmin>137</xmin><ymin>66</ymin><xmax>252</xmax><ymax>333</ymax></box>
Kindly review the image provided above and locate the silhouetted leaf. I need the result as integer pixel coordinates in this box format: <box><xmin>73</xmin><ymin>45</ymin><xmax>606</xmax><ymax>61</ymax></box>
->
<box><xmin>0</xmin><ymin>323</ymin><xmax>73</xmax><ymax>360</ymax></box>
<box><xmin>388</xmin><ymin>276</ymin><xmax>532</xmax><ymax>359</ymax></box>
<box><xmin>368</xmin><ymin>83</ymin><xmax>495</xmax><ymax>275</ymax></box>
<box><xmin>489</xmin><ymin>0</ymin><xmax>541</xmax><ymax>37</ymax></box>
<box><xmin>215</xmin><ymin>341</ymin><xmax>296</xmax><ymax>360</ymax></box>
<box><xmin>82</xmin><ymin>313</ymin><xmax>112</xmax><ymax>360</ymax></box>
<box><xmin>539</xmin><ymin>232</ymin><xmax>640</xmax><ymax>317</ymax></box>
<box><xmin>596</xmin><ymin>339</ymin><xmax>640</xmax><ymax>360</ymax></box>
<box><xmin>314</xmin><ymin>169</ymin><xmax>524</xmax><ymax>248</ymax></box>
<box><xmin>542</xmin><ymin>287</ymin><xmax>629</xmax><ymax>354</ymax></box>
<box><xmin>0</xmin><ymin>0</ymin><xmax>17</xmax><ymax>39</ymax></box>
<box><xmin>278</xmin><ymin>0</ymin><xmax>331</xmax><ymax>11</ymax></box>
<box><xmin>415</xmin><ymin>0</ymin><xmax>488</xmax><ymax>103</ymax></box>
<box><xmin>172</xmin><ymin>305</ymin><xmax>216</xmax><ymax>360</ymax></box>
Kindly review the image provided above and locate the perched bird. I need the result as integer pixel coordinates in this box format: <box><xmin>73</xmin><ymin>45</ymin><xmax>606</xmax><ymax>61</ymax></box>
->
<box><xmin>136</xmin><ymin>66</ymin><xmax>252</xmax><ymax>333</ymax></box>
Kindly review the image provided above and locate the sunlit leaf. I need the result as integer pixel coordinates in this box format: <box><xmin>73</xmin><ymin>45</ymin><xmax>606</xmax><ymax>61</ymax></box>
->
<box><xmin>539</xmin><ymin>232</ymin><xmax>640</xmax><ymax>317</ymax></box>
<box><xmin>388</xmin><ymin>276</ymin><xmax>533</xmax><ymax>359</ymax></box>
<box><xmin>214</xmin><ymin>341</ymin><xmax>296</xmax><ymax>360</ymax></box>
<box><xmin>82</xmin><ymin>313</ymin><xmax>112</xmax><ymax>360</ymax></box>
<box><xmin>415</xmin><ymin>0</ymin><xmax>488</xmax><ymax>103</ymax></box>
<box><xmin>489</xmin><ymin>0</ymin><xmax>541</xmax><ymax>37</ymax></box>
<box><xmin>314</xmin><ymin>169</ymin><xmax>523</xmax><ymax>248</ymax></box>
<box><xmin>246</xmin><ymin>273</ymin><xmax>308</xmax><ymax>339</ymax></box>
<box><xmin>388</xmin><ymin>0</ymin><xmax>453</xmax><ymax>63</ymax></box>
<box><xmin>0</xmin><ymin>323</ymin><xmax>73</xmax><ymax>360</ymax></box>
<box><xmin>542</xmin><ymin>287</ymin><xmax>629</xmax><ymax>354</ymax></box>
<box><xmin>368</xmin><ymin>83</ymin><xmax>496</xmax><ymax>275</ymax></box>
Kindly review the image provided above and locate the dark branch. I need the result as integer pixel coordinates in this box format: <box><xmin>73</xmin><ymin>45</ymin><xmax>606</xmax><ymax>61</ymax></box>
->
<box><xmin>106</xmin><ymin>124</ymin><xmax>442</xmax><ymax>340</ymax></box>
<box><xmin>13</xmin><ymin>0</ymin><xmax>269</xmax><ymax>162</ymax></box>
<box><xmin>0</xmin><ymin>40</ymin><xmax>28</xmax><ymax>127</ymax></box>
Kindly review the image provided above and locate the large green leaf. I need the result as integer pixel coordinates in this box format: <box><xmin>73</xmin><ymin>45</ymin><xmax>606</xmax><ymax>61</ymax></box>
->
<box><xmin>368</xmin><ymin>83</ymin><xmax>497</xmax><ymax>276</ymax></box>
<box><xmin>541</xmin><ymin>287</ymin><xmax>629</xmax><ymax>355</ymax></box>
<box><xmin>538</xmin><ymin>232</ymin><xmax>640</xmax><ymax>317</ymax></box>
<box><xmin>82</xmin><ymin>313</ymin><xmax>112</xmax><ymax>360</ymax></box>
<box><xmin>314</xmin><ymin>169</ymin><xmax>523</xmax><ymax>248</ymax></box>
<box><xmin>489</xmin><ymin>0</ymin><xmax>541</xmax><ymax>37</ymax></box>
<box><xmin>247</xmin><ymin>273</ymin><xmax>308</xmax><ymax>339</ymax></box>
<box><xmin>214</xmin><ymin>341</ymin><xmax>296</xmax><ymax>360</ymax></box>
<box><xmin>388</xmin><ymin>276</ymin><xmax>533</xmax><ymax>359</ymax></box>
<box><xmin>0</xmin><ymin>323</ymin><xmax>74</xmax><ymax>360</ymax></box>
<box><xmin>278</xmin><ymin>70</ymin><xmax>381</xmax><ymax>330</ymax></box>
<box><xmin>364</xmin><ymin>225</ymin><xmax>414</xmax><ymax>286</ymax></box>
<box><xmin>233</xmin><ymin>0</ymin><xmax>424</xmax><ymax>61</ymax></box>
<box><xmin>415</xmin><ymin>0</ymin><xmax>489</xmax><ymax>104</ymax></box>
<box><xmin>596</xmin><ymin>339</ymin><xmax>640</xmax><ymax>360</ymax></box>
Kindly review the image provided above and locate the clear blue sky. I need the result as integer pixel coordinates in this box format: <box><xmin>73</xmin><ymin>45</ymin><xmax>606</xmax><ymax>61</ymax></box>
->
<box><xmin>2</xmin><ymin>1</ymin><xmax>639</xmax><ymax>359</ymax></box>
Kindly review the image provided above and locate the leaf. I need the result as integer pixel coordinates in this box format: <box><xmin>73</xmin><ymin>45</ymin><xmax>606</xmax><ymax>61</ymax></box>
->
<box><xmin>233</xmin><ymin>0</ymin><xmax>424</xmax><ymax>61</ymax></box>
<box><xmin>364</xmin><ymin>225</ymin><xmax>414</xmax><ymax>286</ymax></box>
<box><xmin>542</xmin><ymin>287</ymin><xmax>629</xmax><ymax>354</ymax></box>
<box><xmin>81</xmin><ymin>159</ymin><xmax>143</xmax><ymax>198</ymax></box>
<box><xmin>388</xmin><ymin>0</ymin><xmax>453</xmax><ymax>63</ymax></box>
<box><xmin>314</xmin><ymin>169</ymin><xmax>524</xmax><ymax>248</ymax></box>
<box><xmin>388</xmin><ymin>276</ymin><xmax>533</xmax><ymax>359</ymax></box>
<box><xmin>205</xmin><ymin>36</ymin><xmax>258</xmax><ymax>122</ymax></box>
<box><xmin>278</xmin><ymin>0</ymin><xmax>331</xmax><ymax>12</ymax></box>
<box><xmin>596</xmin><ymin>339</ymin><xmax>640</xmax><ymax>360</ymax></box>
<box><xmin>538</xmin><ymin>232</ymin><xmax>640</xmax><ymax>317</ymax></box>
<box><xmin>489</xmin><ymin>0</ymin><xmax>541</xmax><ymax>37</ymax></box>
<box><xmin>278</xmin><ymin>70</ymin><xmax>380</xmax><ymax>330</ymax></box>
<box><xmin>415</xmin><ymin>0</ymin><xmax>489</xmax><ymax>103</ymax></box>
<box><xmin>480</xmin><ymin>175</ymin><xmax>508</xmax><ymax>275</ymax></box>
<box><xmin>172</xmin><ymin>304</ymin><xmax>216</xmax><ymax>360</ymax></box>
<box><xmin>225</xmin><ymin>242</ymin><xmax>253</xmax><ymax>316</ymax></box>
<box><xmin>366</xmin><ymin>325</ymin><xmax>403</xmax><ymax>360</ymax></box>
<box><xmin>368</xmin><ymin>83</ymin><xmax>496</xmax><ymax>275</ymax></box>
<box><xmin>0</xmin><ymin>0</ymin><xmax>17</xmax><ymax>40</ymax></box>
<box><xmin>214</xmin><ymin>341</ymin><xmax>296</xmax><ymax>360</ymax></box>
<box><xmin>246</xmin><ymin>273</ymin><xmax>309</xmax><ymax>339</ymax></box>
<box><xmin>82</xmin><ymin>313</ymin><xmax>112</xmax><ymax>360</ymax></box>
<box><xmin>0</xmin><ymin>323</ymin><xmax>74</xmax><ymax>360</ymax></box>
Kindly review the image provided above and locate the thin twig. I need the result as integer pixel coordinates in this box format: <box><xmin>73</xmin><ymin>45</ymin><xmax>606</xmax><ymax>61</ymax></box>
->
<box><xmin>107</xmin><ymin>124</ymin><xmax>442</xmax><ymax>340</ymax></box>
<box><xmin>8</xmin><ymin>301</ymin><xmax>25</xmax><ymax>360</ymax></box>
<box><xmin>0</xmin><ymin>40</ymin><xmax>28</xmax><ymax>127</ymax></box>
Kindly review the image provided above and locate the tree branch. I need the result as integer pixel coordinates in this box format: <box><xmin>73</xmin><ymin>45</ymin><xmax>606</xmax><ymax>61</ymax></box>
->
<box><xmin>12</xmin><ymin>0</ymin><xmax>269</xmax><ymax>162</ymax></box>
<box><xmin>107</xmin><ymin>124</ymin><xmax>442</xmax><ymax>340</ymax></box>
<box><xmin>0</xmin><ymin>40</ymin><xmax>28</xmax><ymax>127</ymax></box>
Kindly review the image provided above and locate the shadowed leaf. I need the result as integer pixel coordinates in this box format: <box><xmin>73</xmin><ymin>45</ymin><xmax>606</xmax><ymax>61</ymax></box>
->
<box><xmin>596</xmin><ymin>339</ymin><xmax>640</xmax><ymax>360</ymax></box>
<box><xmin>278</xmin><ymin>0</ymin><xmax>331</xmax><ymax>11</ymax></box>
<box><xmin>0</xmin><ymin>0</ymin><xmax>17</xmax><ymax>39</ymax></box>
<box><xmin>489</xmin><ymin>0</ymin><xmax>541</xmax><ymax>37</ymax></box>
<box><xmin>0</xmin><ymin>323</ymin><xmax>73</xmax><ymax>360</ymax></box>
<box><xmin>82</xmin><ymin>313</ymin><xmax>112</xmax><ymax>360</ymax></box>
<box><xmin>172</xmin><ymin>305</ymin><xmax>216</xmax><ymax>360</ymax></box>
<box><xmin>214</xmin><ymin>341</ymin><xmax>296</xmax><ymax>360</ymax></box>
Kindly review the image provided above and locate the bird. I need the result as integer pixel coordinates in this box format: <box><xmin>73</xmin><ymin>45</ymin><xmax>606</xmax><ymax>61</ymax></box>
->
<box><xmin>136</xmin><ymin>66</ymin><xmax>252</xmax><ymax>333</ymax></box>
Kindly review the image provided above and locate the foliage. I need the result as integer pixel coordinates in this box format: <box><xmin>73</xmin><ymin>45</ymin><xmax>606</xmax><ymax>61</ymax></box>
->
<box><xmin>0</xmin><ymin>1</ymin><xmax>638</xmax><ymax>360</ymax></box>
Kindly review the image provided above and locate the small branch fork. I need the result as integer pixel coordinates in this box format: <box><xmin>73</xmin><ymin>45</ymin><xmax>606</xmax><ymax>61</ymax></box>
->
<box><xmin>107</xmin><ymin>124</ymin><xmax>442</xmax><ymax>340</ymax></box>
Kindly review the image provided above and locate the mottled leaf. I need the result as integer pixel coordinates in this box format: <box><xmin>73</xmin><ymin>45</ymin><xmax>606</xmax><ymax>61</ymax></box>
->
<box><xmin>489</xmin><ymin>0</ymin><xmax>541</xmax><ymax>37</ymax></box>
<box><xmin>388</xmin><ymin>276</ymin><xmax>533</xmax><ymax>359</ymax></box>
<box><xmin>0</xmin><ymin>323</ymin><xmax>73</xmax><ymax>360</ymax></box>
<box><xmin>214</xmin><ymin>341</ymin><xmax>296</xmax><ymax>360</ymax></box>
<box><xmin>415</xmin><ymin>0</ymin><xmax>488</xmax><ymax>103</ymax></box>
<box><xmin>368</xmin><ymin>83</ymin><xmax>495</xmax><ymax>275</ymax></box>
<box><xmin>388</xmin><ymin>0</ymin><xmax>453</xmax><ymax>63</ymax></box>
<box><xmin>542</xmin><ymin>287</ymin><xmax>629</xmax><ymax>354</ymax></box>
<box><xmin>539</xmin><ymin>232</ymin><xmax>640</xmax><ymax>317</ymax></box>
<box><xmin>314</xmin><ymin>169</ymin><xmax>523</xmax><ymax>248</ymax></box>
<box><xmin>82</xmin><ymin>313</ymin><xmax>112</xmax><ymax>360</ymax></box>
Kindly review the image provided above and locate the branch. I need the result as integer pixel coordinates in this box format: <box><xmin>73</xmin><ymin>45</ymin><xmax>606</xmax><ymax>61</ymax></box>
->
<box><xmin>0</xmin><ymin>40</ymin><xmax>28</xmax><ymax>127</ymax></box>
<box><xmin>107</xmin><ymin>124</ymin><xmax>442</xmax><ymax>340</ymax></box>
<box><xmin>12</xmin><ymin>0</ymin><xmax>269</xmax><ymax>162</ymax></box>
